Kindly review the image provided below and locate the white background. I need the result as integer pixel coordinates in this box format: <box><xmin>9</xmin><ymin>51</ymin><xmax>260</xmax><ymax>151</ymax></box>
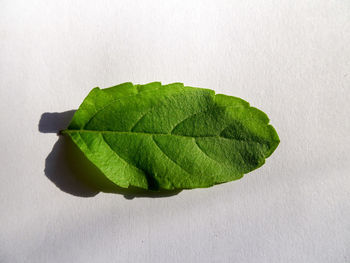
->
<box><xmin>1</xmin><ymin>1</ymin><xmax>349</xmax><ymax>262</ymax></box>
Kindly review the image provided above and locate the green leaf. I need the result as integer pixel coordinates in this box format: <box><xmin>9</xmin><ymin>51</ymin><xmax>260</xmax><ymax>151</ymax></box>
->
<box><xmin>62</xmin><ymin>82</ymin><xmax>279</xmax><ymax>190</ymax></box>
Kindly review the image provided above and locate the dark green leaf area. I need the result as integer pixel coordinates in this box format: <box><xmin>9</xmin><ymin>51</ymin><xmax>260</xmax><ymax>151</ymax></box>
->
<box><xmin>63</xmin><ymin>82</ymin><xmax>279</xmax><ymax>190</ymax></box>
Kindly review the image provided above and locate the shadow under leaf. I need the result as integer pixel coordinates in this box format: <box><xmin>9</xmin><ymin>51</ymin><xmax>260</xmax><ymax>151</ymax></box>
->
<box><xmin>40</xmin><ymin>111</ymin><xmax>181</xmax><ymax>199</ymax></box>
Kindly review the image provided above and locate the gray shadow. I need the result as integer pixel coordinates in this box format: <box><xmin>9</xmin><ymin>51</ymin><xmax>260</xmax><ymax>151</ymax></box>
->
<box><xmin>39</xmin><ymin>111</ymin><xmax>181</xmax><ymax>199</ymax></box>
<box><xmin>39</xmin><ymin>111</ymin><xmax>77</xmax><ymax>134</ymax></box>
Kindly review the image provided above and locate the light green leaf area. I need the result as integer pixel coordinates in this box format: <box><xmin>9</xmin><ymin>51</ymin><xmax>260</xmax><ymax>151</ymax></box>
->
<box><xmin>62</xmin><ymin>82</ymin><xmax>279</xmax><ymax>190</ymax></box>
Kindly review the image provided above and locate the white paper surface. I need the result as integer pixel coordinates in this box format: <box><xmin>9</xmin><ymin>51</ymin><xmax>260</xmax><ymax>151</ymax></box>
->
<box><xmin>1</xmin><ymin>1</ymin><xmax>349</xmax><ymax>262</ymax></box>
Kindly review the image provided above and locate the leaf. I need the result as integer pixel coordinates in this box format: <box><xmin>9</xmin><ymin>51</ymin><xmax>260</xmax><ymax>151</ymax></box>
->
<box><xmin>62</xmin><ymin>82</ymin><xmax>279</xmax><ymax>191</ymax></box>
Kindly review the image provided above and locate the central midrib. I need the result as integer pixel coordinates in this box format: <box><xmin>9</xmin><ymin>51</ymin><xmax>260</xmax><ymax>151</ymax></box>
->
<box><xmin>61</xmin><ymin>129</ymin><xmax>266</xmax><ymax>145</ymax></box>
<box><xmin>62</xmin><ymin>129</ymin><xmax>221</xmax><ymax>139</ymax></box>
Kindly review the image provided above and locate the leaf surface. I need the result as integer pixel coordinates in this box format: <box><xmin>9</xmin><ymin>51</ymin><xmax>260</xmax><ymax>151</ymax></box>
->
<box><xmin>62</xmin><ymin>82</ymin><xmax>279</xmax><ymax>190</ymax></box>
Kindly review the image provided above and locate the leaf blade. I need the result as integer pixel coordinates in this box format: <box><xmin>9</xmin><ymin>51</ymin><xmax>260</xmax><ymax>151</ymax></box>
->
<box><xmin>63</xmin><ymin>82</ymin><xmax>279</xmax><ymax>190</ymax></box>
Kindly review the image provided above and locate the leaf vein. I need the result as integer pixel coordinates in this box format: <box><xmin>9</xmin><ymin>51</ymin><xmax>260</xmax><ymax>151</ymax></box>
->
<box><xmin>151</xmin><ymin>135</ymin><xmax>192</xmax><ymax>176</ymax></box>
<box><xmin>83</xmin><ymin>85</ymin><xmax>164</xmax><ymax>129</ymax></box>
<box><xmin>194</xmin><ymin>138</ymin><xmax>221</xmax><ymax>164</ymax></box>
<box><xmin>100</xmin><ymin>134</ymin><xmax>145</xmax><ymax>175</ymax></box>
<box><xmin>169</xmin><ymin>104</ymin><xmax>246</xmax><ymax>134</ymax></box>
<box><xmin>64</xmin><ymin>129</ymin><xmax>266</xmax><ymax>146</ymax></box>
<box><xmin>130</xmin><ymin>112</ymin><xmax>148</xmax><ymax>131</ymax></box>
